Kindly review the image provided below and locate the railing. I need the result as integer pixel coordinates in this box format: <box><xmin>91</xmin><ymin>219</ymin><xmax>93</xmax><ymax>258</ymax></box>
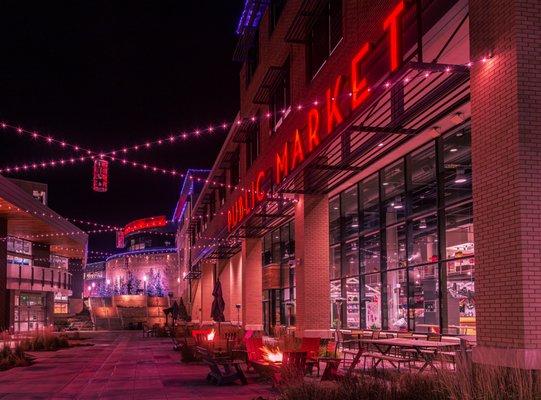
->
<box><xmin>6</xmin><ymin>264</ymin><xmax>72</xmax><ymax>294</ymax></box>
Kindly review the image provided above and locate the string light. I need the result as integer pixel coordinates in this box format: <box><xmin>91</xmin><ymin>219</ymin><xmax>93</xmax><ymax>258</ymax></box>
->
<box><xmin>0</xmin><ymin>57</ymin><xmax>489</xmax><ymax>163</ymax></box>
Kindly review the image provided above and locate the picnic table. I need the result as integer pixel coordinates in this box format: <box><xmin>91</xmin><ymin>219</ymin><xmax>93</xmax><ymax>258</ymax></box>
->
<box><xmin>348</xmin><ymin>338</ymin><xmax>460</xmax><ymax>374</ymax></box>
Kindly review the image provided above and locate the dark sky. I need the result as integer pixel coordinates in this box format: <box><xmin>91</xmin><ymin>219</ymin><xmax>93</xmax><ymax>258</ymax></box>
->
<box><xmin>0</xmin><ymin>1</ymin><xmax>242</xmax><ymax>253</ymax></box>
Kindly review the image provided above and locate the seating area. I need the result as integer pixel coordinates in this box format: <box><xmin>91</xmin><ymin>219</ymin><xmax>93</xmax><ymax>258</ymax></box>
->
<box><xmin>164</xmin><ymin>322</ymin><xmax>476</xmax><ymax>388</ymax></box>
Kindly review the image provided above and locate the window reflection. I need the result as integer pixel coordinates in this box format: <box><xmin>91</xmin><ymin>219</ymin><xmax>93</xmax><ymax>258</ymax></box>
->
<box><xmin>330</xmin><ymin>245</ymin><xmax>341</xmax><ymax>280</ymax></box>
<box><xmin>386</xmin><ymin>269</ymin><xmax>408</xmax><ymax>330</ymax></box>
<box><xmin>410</xmin><ymin>144</ymin><xmax>437</xmax><ymax>214</ymax></box>
<box><xmin>329</xmin><ymin>196</ymin><xmax>341</xmax><ymax>244</ymax></box>
<box><xmin>362</xmin><ymin>274</ymin><xmax>381</xmax><ymax>329</ymax></box>
<box><xmin>342</xmin><ymin>240</ymin><xmax>359</xmax><ymax>277</ymax></box>
<box><xmin>410</xmin><ymin>264</ymin><xmax>440</xmax><ymax>333</ymax></box>
<box><xmin>361</xmin><ymin>233</ymin><xmax>380</xmax><ymax>274</ymax></box>
<box><xmin>341</xmin><ymin>186</ymin><xmax>359</xmax><ymax>239</ymax></box>
<box><xmin>443</xmin><ymin>128</ymin><xmax>472</xmax><ymax>205</ymax></box>
<box><xmin>386</xmin><ymin>223</ymin><xmax>407</xmax><ymax>269</ymax></box>
<box><xmin>346</xmin><ymin>277</ymin><xmax>360</xmax><ymax>329</ymax></box>
<box><xmin>360</xmin><ymin>174</ymin><xmax>379</xmax><ymax>232</ymax></box>
<box><xmin>410</xmin><ymin>214</ymin><xmax>439</xmax><ymax>265</ymax></box>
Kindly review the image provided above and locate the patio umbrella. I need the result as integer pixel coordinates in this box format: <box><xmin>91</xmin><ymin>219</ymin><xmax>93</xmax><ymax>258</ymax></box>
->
<box><xmin>171</xmin><ymin>301</ymin><xmax>180</xmax><ymax>322</ymax></box>
<box><xmin>178</xmin><ymin>298</ymin><xmax>190</xmax><ymax>322</ymax></box>
<box><xmin>211</xmin><ymin>279</ymin><xmax>226</xmax><ymax>335</ymax></box>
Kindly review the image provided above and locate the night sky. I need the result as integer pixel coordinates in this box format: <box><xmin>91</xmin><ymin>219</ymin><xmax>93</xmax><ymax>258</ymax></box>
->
<box><xmin>0</xmin><ymin>1</ymin><xmax>242</xmax><ymax>253</ymax></box>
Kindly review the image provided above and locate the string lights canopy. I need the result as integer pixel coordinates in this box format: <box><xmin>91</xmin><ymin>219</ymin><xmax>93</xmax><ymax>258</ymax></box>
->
<box><xmin>0</xmin><ymin>56</ymin><xmax>488</xmax><ymax>163</ymax></box>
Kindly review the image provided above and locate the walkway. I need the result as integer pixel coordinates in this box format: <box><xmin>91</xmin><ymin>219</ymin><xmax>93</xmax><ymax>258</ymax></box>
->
<box><xmin>0</xmin><ymin>331</ymin><xmax>274</xmax><ymax>400</ymax></box>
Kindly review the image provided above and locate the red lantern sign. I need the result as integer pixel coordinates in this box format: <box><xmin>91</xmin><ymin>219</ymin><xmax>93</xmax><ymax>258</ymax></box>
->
<box><xmin>93</xmin><ymin>159</ymin><xmax>109</xmax><ymax>192</ymax></box>
<box><xmin>116</xmin><ymin>230</ymin><xmax>125</xmax><ymax>248</ymax></box>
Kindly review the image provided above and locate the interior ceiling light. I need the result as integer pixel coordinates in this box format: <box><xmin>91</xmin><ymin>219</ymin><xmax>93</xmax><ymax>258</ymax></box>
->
<box><xmin>419</xmin><ymin>219</ymin><xmax>427</xmax><ymax>229</ymax></box>
<box><xmin>454</xmin><ymin>168</ymin><xmax>467</xmax><ymax>184</ymax></box>
<box><xmin>393</xmin><ymin>196</ymin><xmax>403</xmax><ymax>209</ymax></box>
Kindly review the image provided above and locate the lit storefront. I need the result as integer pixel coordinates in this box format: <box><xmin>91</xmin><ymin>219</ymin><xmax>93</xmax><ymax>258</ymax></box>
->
<box><xmin>329</xmin><ymin>125</ymin><xmax>474</xmax><ymax>334</ymax></box>
<box><xmin>183</xmin><ymin>0</ymin><xmax>540</xmax><ymax>368</ymax></box>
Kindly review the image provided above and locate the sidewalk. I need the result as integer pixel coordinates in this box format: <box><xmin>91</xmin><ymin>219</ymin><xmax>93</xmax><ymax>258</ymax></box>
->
<box><xmin>0</xmin><ymin>331</ymin><xmax>274</xmax><ymax>400</ymax></box>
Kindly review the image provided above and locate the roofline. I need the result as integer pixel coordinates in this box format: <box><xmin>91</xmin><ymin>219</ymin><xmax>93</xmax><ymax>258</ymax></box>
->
<box><xmin>0</xmin><ymin>173</ymin><xmax>88</xmax><ymax>245</ymax></box>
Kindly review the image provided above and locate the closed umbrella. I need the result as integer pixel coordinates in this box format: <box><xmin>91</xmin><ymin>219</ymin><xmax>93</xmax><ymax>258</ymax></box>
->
<box><xmin>171</xmin><ymin>301</ymin><xmax>180</xmax><ymax>322</ymax></box>
<box><xmin>178</xmin><ymin>298</ymin><xmax>190</xmax><ymax>322</ymax></box>
<box><xmin>211</xmin><ymin>279</ymin><xmax>226</xmax><ymax>335</ymax></box>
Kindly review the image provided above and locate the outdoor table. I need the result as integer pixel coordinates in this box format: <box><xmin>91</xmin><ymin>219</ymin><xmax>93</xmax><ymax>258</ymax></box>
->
<box><xmin>348</xmin><ymin>338</ymin><xmax>460</xmax><ymax>374</ymax></box>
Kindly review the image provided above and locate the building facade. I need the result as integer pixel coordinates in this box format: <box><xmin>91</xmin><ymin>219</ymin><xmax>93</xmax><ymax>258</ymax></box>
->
<box><xmin>104</xmin><ymin>216</ymin><xmax>178</xmax><ymax>297</ymax></box>
<box><xmin>184</xmin><ymin>0</ymin><xmax>541</xmax><ymax>369</ymax></box>
<box><xmin>0</xmin><ymin>175</ymin><xmax>88</xmax><ymax>331</ymax></box>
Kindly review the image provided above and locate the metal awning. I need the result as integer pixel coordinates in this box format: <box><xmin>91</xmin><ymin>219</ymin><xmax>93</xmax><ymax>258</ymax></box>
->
<box><xmin>253</xmin><ymin>66</ymin><xmax>287</xmax><ymax>104</ymax></box>
<box><xmin>232</xmin><ymin>118</ymin><xmax>258</xmax><ymax>143</ymax></box>
<box><xmin>278</xmin><ymin>61</ymin><xmax>470</xmax><ymax>195</ymax></box>
<box><xmin>284</xmin><ymin>0</ymin><xmax>327</xmax><ymax>43</ymax></box>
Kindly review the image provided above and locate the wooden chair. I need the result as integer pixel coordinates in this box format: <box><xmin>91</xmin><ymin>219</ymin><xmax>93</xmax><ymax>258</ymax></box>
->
<box><xmin>273</xmin><ymin>351</ymin><xmax>307</xmax><ymax>386</ymax></box>
<box><xmin>300</xmin><ymin>337</ymin><xmax>321</xmax><ymax>375</ymax></box>
<box><xmin>196</xmin><ymin>347</ymin><xmax>247</xmax><ymax>386</ymax></box>
<box><xmin>244</xmin><ymin>337</ymin><xmax>264</xmax><ymax>371</ymax></box>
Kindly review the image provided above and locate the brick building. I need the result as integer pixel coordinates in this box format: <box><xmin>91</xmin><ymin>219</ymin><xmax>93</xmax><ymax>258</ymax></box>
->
<box><xmin>183</xmin><ymin>0</ymin><xmax>541</xmax><ymax>369</ymax></box>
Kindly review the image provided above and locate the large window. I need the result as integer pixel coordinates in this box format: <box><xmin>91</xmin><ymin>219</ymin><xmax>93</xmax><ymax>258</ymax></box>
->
<box><xmin>329</xmin><ymin>124</ymin><xmax>474</xmax><ymax>333</ymax></box>
<box><xmin>262</xmin><ymin>221</ymin><xmax>296</xmax><ymax>329</ymax></box>
<box><xmin>269</xmin><ymin>59</ymin><xmax>291</xmax><ymax>133</ymax></box>
<box><xmin>246</xmin><ymin>119</ymin><xmax>260</xmax><ymax>169</ymax></box>
<box><xmin>269</xmin><ymin>0</ymin><xmax>286</xmax><ymax>34</ymax></box>
<box><xmin>308</xmin><ymin>0</ymin><xmax>343</xmax><ymax>77</ymax></box>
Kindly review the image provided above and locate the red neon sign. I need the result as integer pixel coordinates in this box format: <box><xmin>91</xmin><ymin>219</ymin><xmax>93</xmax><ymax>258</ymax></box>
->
<box><xmin>271</xmin><ymin>1</ymin><xmax>406</xmax><ymax>187</ymax></box>
<box><xmin>227</xmin><ymin>170</ymin><xmax>266</xmax><ymax>231</ymax></box>
<box><xmin>123</xmin><ymin>216</ymin><xmax>168</xmax><ymax>235</ymax></box>
<box><xmin>227</xmin><ymin>1</ymin><xmax>406</xmax><ymax>232</ymax></box>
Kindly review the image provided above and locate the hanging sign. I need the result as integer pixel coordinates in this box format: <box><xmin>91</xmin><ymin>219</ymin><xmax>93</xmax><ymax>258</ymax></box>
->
<box><xmin>93</xmin><ymin>159</ymin><xmax>109</xmax><ymax>192</ymax></box>
<box><xmin>116</xmin><ymin>230</ymin><xmax>125</xmax><ymax>248</ymax></box>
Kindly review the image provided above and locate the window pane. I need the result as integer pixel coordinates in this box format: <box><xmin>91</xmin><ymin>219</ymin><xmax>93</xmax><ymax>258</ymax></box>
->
<box><xmin>382</xmin><ymin>160</ymin><xmax>405</xmax><ymax>200</ymax></box>
<box><xmin>444</xmin><ymin>259</ymin><xmax>475</xmax><ymax>335</ymax></box>
<box><xmin>330</xmin><ymin>245</ymin><xmax>341</xmax><ymax>280</ymax></box>
<box><xmin>446</xmin><ymin>203</ymin><xmax>474</xmax><ymax>259</ymax></box>
<box><xmin>386</xmin><ymin>223</ymin><xmax>407</xmax><ymax>269</ymax></box>
<box><xmin>280</xmin><ymin>224</ymin><xmax>290</xmax><ymax>261</ymax></box>
<box><xmin>342</xmin><ymin>240</ymin><xmax>359</xmax><ymax>277</ymax></box>
<box><xmin>341</xmin><ymin>186</ymin><xmax>359</xmax><ymax>239</ymax></box>
<box><xmin>329</xmin><ymin>196</ymin><xmax>340</xmax><ymax>244</ymax></box>
<box><xmin>443</xmin><ymin>127</ymin><xmax>472</xmax><ymax>205</ymax></box>
<box><xmin>360</xmin><ymin>174</ymin><xmax>380</xmax><ymax>232</ymax></box>
<box><xmin>362</xmin><ymin>274</ymin><xmax>381</xmax><ymax>329</ymax></box>
<box><xmin>345</xmin><ymin>277</ymin><xmax>360</xmax><ymax>329</ymax></box>
<box><xmin>361</xmin><ymin>233</ymin><xmax>380</xmax><ymax>274</ymax></box>
<box><xmin>329</xmin><ymin>0</ymin><xmax>343</xmax><ymax>49</ymax></box>
<box><xmin>330</xmin><ymin>280</ymin><xmax>342</xmax><ymax>327</ymax></box>
<box><xmin>410</xmin><ymin>143</ymin><xmax>437</xmax><ymax>214</ymax></box>
<box><xmin>410</xmin><ymin>214</ymin><xmax>439</xmax><ymax>265</ymax></box>
<box><xmin>263</xmin><ymin>234</ymin><xmax>272</xmax><ymax>265</ymax></box>
<box><xmin>386</xmin><ymin>268</ymin><xmax>408</xmax><ymax>330</ymax></box>
<box><xmin>271</xmin><ymin>229</ymin><xmax>281</xmax><ymax>264</ymax></box>
<box><xmin>410</xmin><ymin>264</ymin><xmax>439</xmax><ymax>332</ymax></box>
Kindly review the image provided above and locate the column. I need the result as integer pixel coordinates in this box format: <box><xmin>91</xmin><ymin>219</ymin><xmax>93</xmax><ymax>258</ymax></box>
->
<box><xmin>200</xmin><ymin>261</ymin><xmax>215</xmax><ymax>325</ymax></box>
<box><xmin>0</xmin><ymin>218</ymin><xmax>8</xmax><ymax>330</ymax></box>
<box><xmin>241</xmin><ymin>238</ymin><xmax>263</xmax><ymax>330</ymax></box>
<box><xmin>470</xmin><ymin>0</ymin><xmax>541</xmax><ymax>369</ymax></box>
<box><xmin>294</xmin><ymin>195</ymin><xmax>331</xmax><ymax>338</ymax></box>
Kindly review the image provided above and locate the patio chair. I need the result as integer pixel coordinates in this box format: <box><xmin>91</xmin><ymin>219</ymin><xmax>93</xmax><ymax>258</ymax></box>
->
<box><xmin>244</xmin><ymin>336</ymin><xmax>264</xmax><ymax>371</ymax></box>
<box><xmin>273</xmin><ymin>351</ymin><xmax>307</xmax><ymax>386</ymax></box>
<box><xmin>197</xmin><ymin>346</ymin><xmax>247</xmax><ymax>386</ymax></box>
<box><xmin>299</xmin><ymin>337</ymin><xmax>321</xmax><ymax>375</ymax></box>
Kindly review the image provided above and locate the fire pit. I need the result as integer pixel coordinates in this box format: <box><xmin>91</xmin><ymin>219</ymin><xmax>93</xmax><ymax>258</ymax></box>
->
<box><xmin>260</xmin><ymin>346</ymin><xmax>283</xmax><ymax>364</ymax></box>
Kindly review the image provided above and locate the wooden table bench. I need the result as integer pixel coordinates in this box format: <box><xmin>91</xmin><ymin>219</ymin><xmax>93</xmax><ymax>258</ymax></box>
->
<box><xmin>196</xmin><ymin>346</ymin><xmax>247</xmax><ymax>386</ymax></box>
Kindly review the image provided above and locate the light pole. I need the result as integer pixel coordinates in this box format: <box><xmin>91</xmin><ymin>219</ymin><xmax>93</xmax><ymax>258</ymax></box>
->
<box><xmin>143</xmin><ymin>275</ymin><xmax>148</xmax><ymax>294</ymax></box>
<box><xmin>334</xmin><ymin>297</ymin><xmax>346</xmax><ymax>342</ymax></box>
<box><xmin>285</xmin><ymin>301</ymin><xmax>294</xmax><ymax>329</ymax></box>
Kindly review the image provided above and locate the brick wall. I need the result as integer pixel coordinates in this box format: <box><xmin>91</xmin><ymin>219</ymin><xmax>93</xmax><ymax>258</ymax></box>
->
<box><xmin>242</xmin><ymin>238</ymin><xmax>263</xmax><ymax>330</ymax></box>
<box><xmin>294</xmin><ymin>195</ymin><xmax>331</xmax><ymax>337</ymax></box>
<box><xmin>470</xmin><ymin>0</ymin><xmax>541</xmax><ymax>369</ymax></box>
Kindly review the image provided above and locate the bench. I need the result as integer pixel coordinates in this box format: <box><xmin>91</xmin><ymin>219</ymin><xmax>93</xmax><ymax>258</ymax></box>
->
<box><xmin>196</xmin><ymin>346</ymin><xmax>247</xmax><ymax>386</ymax></box>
